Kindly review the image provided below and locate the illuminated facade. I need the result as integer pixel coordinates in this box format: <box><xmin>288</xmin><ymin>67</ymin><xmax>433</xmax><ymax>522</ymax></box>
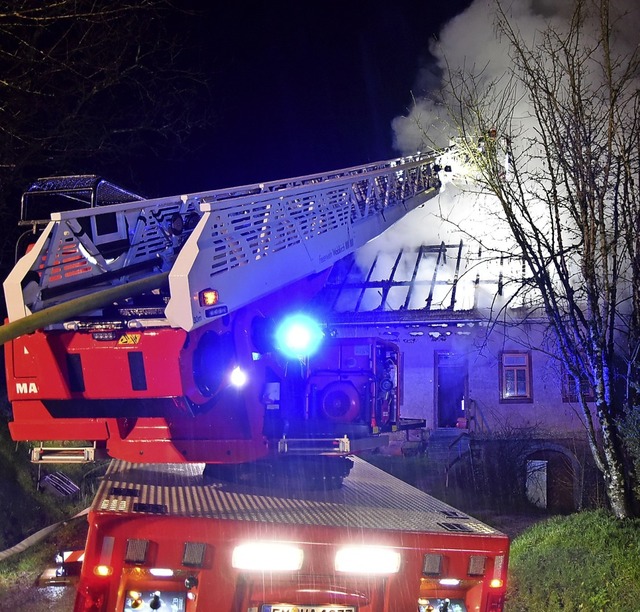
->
<box><xmin>318</xmin><ymin>240</ymin><xmax>595</xmax><ymax>511</ymax></box>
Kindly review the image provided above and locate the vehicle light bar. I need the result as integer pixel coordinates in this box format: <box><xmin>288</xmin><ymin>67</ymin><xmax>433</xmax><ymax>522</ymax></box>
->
<box><xmin>335</xmin><ymin>545</ymin><xmax>401</xmax><ymax>575</ymax></box>
<box><xmin>232</xmin><ymin>542</ymin><xmax>304</xmax><ymax>571</ymax></box>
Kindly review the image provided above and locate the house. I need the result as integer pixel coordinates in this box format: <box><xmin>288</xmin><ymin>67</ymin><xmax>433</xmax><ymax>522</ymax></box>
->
<box><xmin>312</xmin><ymin>191</ymin><xmax>598</xmax><ymax>512</ymax></box>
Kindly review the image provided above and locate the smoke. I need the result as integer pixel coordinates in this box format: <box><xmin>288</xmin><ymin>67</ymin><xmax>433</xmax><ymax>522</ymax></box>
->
<box><xmin>393</xmin><ymin>0</ymin><xmax>639</xmax><ymax>155</ymax></box>
<box><xmin>357</xmin><ymin>0</ymin><xmax>640</xmax><ymax>311</ymax></box>
<box><xmin>384</xmin><ymin>1</ymin><xmax>557</xmax><ymax>281</ymax></box>
<box><xmin>355</xmin><ymin>172</ymin><xmax>521</xmax><ymax>312</ymax></box>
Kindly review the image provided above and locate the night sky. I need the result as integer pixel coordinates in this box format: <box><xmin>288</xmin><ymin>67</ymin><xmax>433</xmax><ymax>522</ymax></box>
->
<box><xmin>142</xmin><ymin>1</ymin><xmax>473</xmax><ymax>196</ymax></box>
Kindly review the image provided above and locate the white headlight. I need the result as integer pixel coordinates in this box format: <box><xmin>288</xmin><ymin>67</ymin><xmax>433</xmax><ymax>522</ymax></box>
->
<box><xmin>229</xmin><ymin>366</ymin><xmax>248</xmax><ymax>387</ymax></box>
<box><xmin>335</xmin><ymin>545</ymin><xmax>401</xmax><ymax>574</ymax></box>
<box><xmin>232</xmin><ymin>542</ymin><xmax>303</xmax><ymax>571</ymax></box>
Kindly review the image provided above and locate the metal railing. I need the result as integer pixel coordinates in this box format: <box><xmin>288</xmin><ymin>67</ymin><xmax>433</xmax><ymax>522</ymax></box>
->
<box><xmin>5</xmin><ymin>149</ymin><xmax>451</xmax><ymax>331</ymax></box>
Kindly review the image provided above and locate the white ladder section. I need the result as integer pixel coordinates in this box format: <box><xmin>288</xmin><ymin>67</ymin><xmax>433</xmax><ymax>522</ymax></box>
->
<box><xmin>4</xmin><ymin>150</ymin><xmax>448</xmax><ymax>332</ymax></box>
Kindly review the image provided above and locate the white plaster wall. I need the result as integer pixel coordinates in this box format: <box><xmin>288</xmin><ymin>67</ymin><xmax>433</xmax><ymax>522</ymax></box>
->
<box><xmin>332</xmin><ymin>321</ymin><xmax>590</xmax><ymax>436</ymax></box>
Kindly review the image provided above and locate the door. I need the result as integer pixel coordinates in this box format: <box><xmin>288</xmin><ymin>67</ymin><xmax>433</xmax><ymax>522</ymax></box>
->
<box><xmin>435</xmin><ymin>352</ymin><xmax>467</xmax><ymax>428</ymax></box>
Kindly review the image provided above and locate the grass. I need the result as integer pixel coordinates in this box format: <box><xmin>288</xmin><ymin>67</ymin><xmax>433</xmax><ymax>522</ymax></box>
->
<box><xmin>365</xmin><ymin>452</ymin><xmax>640</xmax><ymax>609</ymax></box>
<box><xmin>507</xmin><ymin>509</ymin><xmax>640</xmax><ymax>610</ymax></box>
<box><xmin>0</xmin><ymin>518</ymin><xmax>87</xmax><ymax>582</ymax></box>
<box><xmin>0</xmin><ymin>416</ymin><xmax>99</xmax><ymax>609</ymax></box>
<box><xmin>0</xmin><ymin>518</ymin><xmax>87</xmax><ymax>611</ymax></box>
<box><xmin>0</xmin><ymin>424</ymin><xmax>104</xmax><ymax>547</ymax></box>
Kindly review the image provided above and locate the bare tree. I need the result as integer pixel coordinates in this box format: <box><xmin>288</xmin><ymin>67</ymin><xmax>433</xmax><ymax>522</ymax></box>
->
<box><xmin>0</xmin><ymin>1</ymin><xmax>211</xmax><ymax>271</ymax></box>
<box><xmin>444</xmin><ymin>0</ymin><xmax>640</xmax><ymax>518</ymax></box>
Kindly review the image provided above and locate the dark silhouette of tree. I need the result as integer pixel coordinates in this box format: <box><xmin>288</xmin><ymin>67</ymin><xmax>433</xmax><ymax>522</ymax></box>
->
<box><xmin>0</xmin><ymin>1</ymin><xmax>212</xmax><ymax>272</ymax></box>
<box><xmin>445</xmin><ymin>0</ymin><xmax>639</xmax><ymax>518</ymax></box>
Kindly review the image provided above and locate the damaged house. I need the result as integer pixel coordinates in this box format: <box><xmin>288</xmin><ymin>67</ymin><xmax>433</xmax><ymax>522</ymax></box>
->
<box><xmin>313</xmin><ymin>186</ymin><xmax>599</xmax><ymax>513</ymax></box>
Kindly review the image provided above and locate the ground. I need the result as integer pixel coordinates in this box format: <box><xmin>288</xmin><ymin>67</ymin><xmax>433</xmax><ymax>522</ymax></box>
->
<box><xmin>0</xmin><ymin>519</ymin><xmax>87</xmax><ymax>611</ymax></box>
<box><xmin>0</xmin><ymin>576</ymin><xmax>78</xmax><ymax>611</ymax></box>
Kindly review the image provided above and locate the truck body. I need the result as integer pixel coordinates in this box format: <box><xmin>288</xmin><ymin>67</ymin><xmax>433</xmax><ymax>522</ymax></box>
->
<box><xmin>3</xmin><ymin>153</ymin><xmax>445</xmax><ymax>464</ymax></box>
<box><xmin>74</xmin><ymin>457</ymin><xmax>509</xmax><ymax>612</ymax></box>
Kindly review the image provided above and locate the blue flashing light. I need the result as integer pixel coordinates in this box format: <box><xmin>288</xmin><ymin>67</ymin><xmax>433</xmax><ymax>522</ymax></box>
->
<box><xmin>275</xmin><ymin>313</ymin><xmax>324</xmax><ymax>358</ymax></box>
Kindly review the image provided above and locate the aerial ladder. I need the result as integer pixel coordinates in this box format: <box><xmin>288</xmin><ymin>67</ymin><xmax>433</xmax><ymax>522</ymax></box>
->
<box><xmin>3</xmin><ymin>150</ymin><xmax>449</xmax><ymax>465</ymax></box>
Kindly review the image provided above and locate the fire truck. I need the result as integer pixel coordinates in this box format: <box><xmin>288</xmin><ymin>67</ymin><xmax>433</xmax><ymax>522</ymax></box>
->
<box><xmin>3</xmin><ymin>152</ymin><xmax>446</xmax><ymax>465</ymax></box>
<box><xmin>2</xmin><ymin>151</ymin><xmax>509</xmax><ymax>611</ymax></box>
<box><xmin>74</xmin><ymin>457</ymin><xmax>509</xmax><ymax>612</ymax></box>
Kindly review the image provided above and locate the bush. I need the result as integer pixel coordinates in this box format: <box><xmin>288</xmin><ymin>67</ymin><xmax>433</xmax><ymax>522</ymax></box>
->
<box><xmin>507</xmin><ymin>510</ymin><xmax>640</xmax><ymax>610</ymax></box>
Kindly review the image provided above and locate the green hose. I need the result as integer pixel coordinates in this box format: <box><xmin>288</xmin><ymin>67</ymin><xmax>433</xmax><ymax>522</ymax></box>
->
<box><xmin>0</xmin><ymin>271</ymin><xmax>170</xmax><ymax>345</ymax></box>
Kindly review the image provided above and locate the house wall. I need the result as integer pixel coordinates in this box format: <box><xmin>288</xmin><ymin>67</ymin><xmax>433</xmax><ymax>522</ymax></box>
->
<box><xmin>332</xmin><ymin>320</ymin><xmax>591</xmax><ymax>437</ymax></box>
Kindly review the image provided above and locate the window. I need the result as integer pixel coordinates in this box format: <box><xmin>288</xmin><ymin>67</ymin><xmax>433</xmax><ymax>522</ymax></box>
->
<box><xmin>499</xmin><ymin>351</ymin><xmax>532</xmax><ymax>402</ymax></box>
<box><xmin>561</xmin><ymin>366</ymin><xmax>595</xmax><ymax>403</ymax></box>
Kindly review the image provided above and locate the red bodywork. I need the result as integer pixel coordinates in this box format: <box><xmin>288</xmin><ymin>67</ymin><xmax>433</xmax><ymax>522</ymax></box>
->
<box><xmin>6</xmin><ymin>313</ymin><xmax>269</xmax><ymax>463</ymax></box>
<box><xmin>73</xmin><ymin>459</ymin><xmax>509</xmax><ymax>612</ymax></box>
<box><xmin>6</xmin><ymin>275</ymin><xmax>402</xmax><ymax>463</ymax></box>
<box><xmin>75</xmin><ymin>518</ymin><xmax>508</xmax><ymax>611</ymax></box>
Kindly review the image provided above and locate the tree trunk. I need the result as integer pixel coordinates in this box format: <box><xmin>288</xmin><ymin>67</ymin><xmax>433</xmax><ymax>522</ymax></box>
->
<box><xmin>599</xmin><ymin>405</ymin><xmax>633</xmax><ymax>518</ymax></box>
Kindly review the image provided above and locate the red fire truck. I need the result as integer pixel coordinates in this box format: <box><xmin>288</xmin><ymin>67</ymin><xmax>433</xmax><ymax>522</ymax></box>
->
<box><xmin>74</xmin><ymin>457</ymin><xmax>509</xmax><ymax>612</ymax></box>
<box><xmin>2</xmin><ymin>151</ymin><xmax>509</xmax><ymax>611</ymax></box>
<box><xmin>3</xmin><ymin>152</ymin><xmax>444</xmax><ymax>465</ymax></box>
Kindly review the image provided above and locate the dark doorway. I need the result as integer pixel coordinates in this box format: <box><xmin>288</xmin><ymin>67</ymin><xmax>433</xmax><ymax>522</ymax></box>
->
<box><xmin>528</xmin><ymin>449</ymin><xmax>577</xmax><ymax>513</ymax></box>
<box><xmin>436</xmin><ymin>352</ymin><xmax>467</xmax><ymax>428</ymax></box>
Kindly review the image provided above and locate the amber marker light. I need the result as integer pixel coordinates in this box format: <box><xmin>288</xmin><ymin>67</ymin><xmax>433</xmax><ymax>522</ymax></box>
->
<box><xmin>198</xmin><ymin>289</ymin><xmax>219</xmax><ymax>307</ymax></box>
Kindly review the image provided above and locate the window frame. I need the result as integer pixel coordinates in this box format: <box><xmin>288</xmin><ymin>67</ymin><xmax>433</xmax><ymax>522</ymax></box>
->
<box><xmin>561</xmin><ymin>364</ymin><xmax>595</xmax><ymax>403</ymax></box>
<box><xmin>499</xmin><ymin>350</ymin><xmax>533</xmax><ymax>403</ymax></box>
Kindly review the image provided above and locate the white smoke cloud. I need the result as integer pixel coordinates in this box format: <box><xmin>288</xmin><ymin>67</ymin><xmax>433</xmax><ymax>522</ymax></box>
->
<box><xmin>391</xmin><ymin>98</ymin><xmax>451</xmax><ymax>152</ymax></box>
<box><xmin>393</xmin><ymin>0</ymin><xmax>639</xmax><ymax>158</ymax></box>
<box><xmin>385</xmin><ymin>0</ymin><xmax>640</xmax><ymax>249</ymax></box>
<box><xmin>361</xmin><ymin>0</ymin><xmax>640</xmax><ymax>313</ymax></box>
<box><xmin>392</xmin><ymin>0</ymin><xmax>548</xmax><ymax>156</ymax></box>
<box><xmin>355</xmin><ymin>172</ymin><xmax>521</xmax><ymax>311</ymax></box>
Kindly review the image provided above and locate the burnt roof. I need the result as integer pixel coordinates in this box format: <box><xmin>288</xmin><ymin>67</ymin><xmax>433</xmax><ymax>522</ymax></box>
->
<box><xmin>315</xmin><ymin>240</ymin><xmax>527</xmax><ymax>325</ymax></box>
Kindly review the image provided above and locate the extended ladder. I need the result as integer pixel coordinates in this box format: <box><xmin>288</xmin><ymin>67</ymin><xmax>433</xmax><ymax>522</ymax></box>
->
<box><xmin>4</xmin><ymin>150</ymin><xmax>448</xmax><ymax>332</ymax></box>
